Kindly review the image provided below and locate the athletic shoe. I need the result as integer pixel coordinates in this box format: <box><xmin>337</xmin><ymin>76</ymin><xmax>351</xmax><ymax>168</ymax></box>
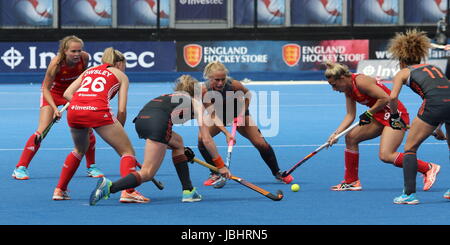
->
<box><xmin>203</xmin><ymin>173</ymin><xmax>221</xmax><ymax>186</ymax></box>
<box><xmin>89</xmin><ymin>177</ymin><xmax>112</xmax><ymax>206</ymax></box>
<box><xmin>443</xmin><ymin>189</ymin><xmax>450</xmax><ymax>200</ymax></box>
<box><xmin>331</xmin><ymin>180</ymin><xmax>362</xmax><ymax>191</ymax></box>
<box><xmin>182</xmin><ymin>187</ymin><xmax>202</xmax><ymax>202</ymax></box>
<box><xmin>213</xmin><ymin>176</ymin><xmax>227</xmax><ymax>189</ymax></box>
<box><xmin>87</xmin><ymin>164</ymin><xmax>105</xmax><ymax>178</ymax></box>
<box><xmin>275</xmin><ymin>172</ymin><xmax>294</xmax><ymax>184</ymax></box>
<box><xmin>422</xmin><ymin>163</ymin><xmax>440</xmax><ymax>191</ymax></box>
<box><xmin>12</xmin><ymin>166</ymin><xmax>30</xmax><ymax>180</ymax></box>
<box><xmin>52</xmin><ymin>188</ymin><xmax>71</xmax><ymax>200</ymax></box>
<box><xmin>393</xmin><ymin>193</ymin><xmax>419</xmax><ymax>205</ymax></box>
<box><xmin>120</xmin><ymin>190</ymin><xmax>150</xmax><ymax>203</ymax></box>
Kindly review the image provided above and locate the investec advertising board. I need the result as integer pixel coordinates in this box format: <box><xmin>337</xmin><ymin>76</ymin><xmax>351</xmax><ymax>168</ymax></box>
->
<box><xmin>177</xmin><ymin>40</ymin><xmax>369</xmax><ymax>72</ymax></box>
<box><xmin>0</xmin><ymin>41</ymin><xmax>175</xmax><ymax>82</ymax></box>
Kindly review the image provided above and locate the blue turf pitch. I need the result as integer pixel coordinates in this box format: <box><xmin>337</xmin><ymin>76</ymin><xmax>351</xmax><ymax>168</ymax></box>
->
<box><xmin>0</xmin><ymin>82</ymin><xmax>449</xmax><ymax>225</ymax></box>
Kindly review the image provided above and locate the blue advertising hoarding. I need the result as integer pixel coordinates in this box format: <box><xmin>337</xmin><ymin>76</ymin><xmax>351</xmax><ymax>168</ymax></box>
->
<box><xmin>175</xmin><ymin>0</ymin><xmax>227</xmax><ymax>21</ymax></box>
<box><xmin>0</xmin><ymin>0</ymin><xmax>54</xmax><ymax>27</ymax></box>
<box><xmin>117</xmin><ymin>0</ymin><xmax>170</xmax><ymax>27</ymax></box>
<box><xmin>1</xmin><ymin>40</ymin><xmax>369</xmax><ymax>83</ymax></box>
<box><xmin>0</xmin><ymin>41</ymin><xmax>176</xmax><ymax>82</ymax></box>
<box><xmin>404</xmin><ymin>0</ymin><xmax>447</xmax><ymax>24</ymax></box>
<box><xmin>234</xmin><ymin>0</ymin><xmax>285</xmax><ymax>26</ymax></box>
<box><xmin>353</xmin><ymin>0</ymin><xmax>399</xmax><ymax>25</ymax></box>
<box><xmin>60</xmin><ymin>0</ymin><xmax>112</xmax><ymax>27</ymax></box>
<box><xmin>291</xmin><ymin>0</ymin><xmax>343</xmax><ymax>25</ymax></box>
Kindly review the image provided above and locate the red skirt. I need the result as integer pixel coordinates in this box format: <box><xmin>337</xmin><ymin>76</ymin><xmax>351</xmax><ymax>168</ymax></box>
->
<box><xmin>67</xmin><ymin>106</ymin><xmax>115</xmax><ymax>129</ymax></box>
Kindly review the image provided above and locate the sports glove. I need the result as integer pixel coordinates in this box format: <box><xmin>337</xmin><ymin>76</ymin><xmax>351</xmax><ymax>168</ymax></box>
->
<box><xmin>184</xmin><ymin>147</ymin><xmax>195</xmax><ymax>163</ymax></box>
<box><xmin>359</xmin><ymin>111</ymin><xmax>373</xmax><ymax>126</ymax></box>
<box><xmin>389</xmin><ymin>113</ymin><xmax>407</xmax><ymax>130</ymax></box>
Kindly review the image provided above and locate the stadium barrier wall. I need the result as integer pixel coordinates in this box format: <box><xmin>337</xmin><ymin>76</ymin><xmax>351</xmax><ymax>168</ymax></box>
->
<box><xmin>1</xmin><ymin>39</ymin><xmax>449</xmax><ymax>83</ymax></box>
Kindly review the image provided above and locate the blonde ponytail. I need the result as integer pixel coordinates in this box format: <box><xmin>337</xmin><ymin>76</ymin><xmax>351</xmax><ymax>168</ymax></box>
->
<box><xmin>174</xmin><ymin>75</ymin><xmax>199</xmax><ymax>97</ymax></box>
<box><xmin>101</xmin><ymin>47</ymin><xmax>126</xmax><ymax>65</ymax></box>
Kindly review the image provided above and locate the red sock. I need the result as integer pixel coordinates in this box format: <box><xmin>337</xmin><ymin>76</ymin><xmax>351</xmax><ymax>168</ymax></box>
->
<box><xmin>393</xmin><ymin>153</ymin><xmax>403</xmax><ymax>167</ymax></box>
<box><xmin>394</xmin><ymin>153</ymin><xmax>430</xmax><ymax>174</ymax></box>
<box><xmin>120</xmin><ymin>155</ymin><xmax>137</xmax><ymax>193</ymax></box>
<box><xmin>85</xmin><ymin>130</ymin><xmax>96</xmax><ymax>168</ymax></box>
<box><xmin>17</xmin><ymin>132</ymin><xmax>41</xmax><ymax>168</ymax></box>
<box><xmin>344</xmin><ymin>149</ymin><xmax>359</xmax><ymax>183</ymax></box>
<box><xmin>417</xmin><ymin>159</ymin><xmax>430</xmax><ymax>174</ymax></box>
<box><xmin>56</xmin><ymin>151</ymin><xmax>82</xmax><ymax>191</ymax></box>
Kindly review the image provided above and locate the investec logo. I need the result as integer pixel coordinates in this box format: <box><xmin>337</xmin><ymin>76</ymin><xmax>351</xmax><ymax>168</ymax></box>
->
<box><xmin>1</xmin><ymin>47</ymin><xmax>25</xmax><ymax>69</ymax></box>
<box><xmin>1</xmin><ymin>46</ymin><xmax>60</xmax><ymax>70</ymax></box>
<box><xmin>179</xmin><ymin>0</ymin><xmax>224</xmax><ymax>4</ymax></box>
<box><xmin>1</xmin><ymin>46</ymin><xmax>156</xmax><ymax>70</ymax></box>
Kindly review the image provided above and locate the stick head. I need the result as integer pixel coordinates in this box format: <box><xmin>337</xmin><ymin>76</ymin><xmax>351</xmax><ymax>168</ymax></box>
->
<box><xmin>280</xmin><ymin>171</ymin><xmax>289</xmax><ymax>178</ymax></box>
<box><xmin>267</xmin><ymin>190</ymin><xmax>284</xmax><ymax>201</ymax></box>
<box><xmin>274</xmin><ymin>190</ymin><xmax>284</xmax><ymax>201</ymax></box>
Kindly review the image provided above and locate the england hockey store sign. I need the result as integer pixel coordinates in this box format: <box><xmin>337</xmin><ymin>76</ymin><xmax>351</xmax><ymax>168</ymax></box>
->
<box><xmin>176</xmin><ymin>40</ymin><xmax>368</xmax><ymax>72</ymax></box>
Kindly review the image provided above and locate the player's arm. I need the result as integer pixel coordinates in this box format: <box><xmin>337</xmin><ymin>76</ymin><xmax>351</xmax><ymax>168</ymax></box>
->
<box><xmin>231</xmin><ymin>80</ymin><xmax>251</xmax><ymax>114</ymax></box>
<box><xmin>328</xmin><ymin>95</ymin><xmax>356</xmax><ymax>146</ymax></box>
<box><xmin>42</xmin><ymin>57</ymin><xmax>61</xmax><ymax>116</ymax></box>
<box><xmin>201</xmin><ymin>84</ymin><xmax>233</xmax><ymax>143</ymax></box>
<box><xmin>430</xmin><ymin>43</ymin><xmax>450</xmax><ymax>50</ymax></box>
<box><xmin>42</xmin><ymin>57</ymin><xmax>59</xmax><ymax>110</ymax></box>
<box><xmin>209</xmin><ymin>104</ymin><xmax>235</xmax><ymax>144</ymax></box>
<box><xmin>356</xmin><ymin>75</ymin><xmax>390</xmax><ymax>125</ymax></box>
<box><xmin>114</xmin><ymin>69</ymin><xmax>129</xmax><ymax>127</ymax></box>
<box><xmin>63</xmin><ymin>72</ymin><xmax>83</xmax><ymax>102</ymax></box>
<box><xmin>193</xmin><ymin>98</ymin><xmax>231</xmax><ymax>178</ymax></box>
<box><xmin>389</xmin><ymin>68</ymin><xmax>409</xmax><ymax>114</ymax></box>
<box><xmin>388</xmin><ymin>68</ymin><xmax>410</xmax><ymax>130</ymax></box>
<box><xmin>214</xmin><ymin>116</ymin><xmax>234</xmax><ymax>144</ymax></box>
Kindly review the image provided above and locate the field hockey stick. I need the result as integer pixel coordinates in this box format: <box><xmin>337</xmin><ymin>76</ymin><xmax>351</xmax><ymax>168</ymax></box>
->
<box><xmin>225</xmin><ymin>117</ymin><xmax>239</xmax><ymax>168</ymax></box>
<box><xmin>281</xmin><ymin>122</ymin><xmax>359</xmax><ymax>177</ymax></box>
<box><xmin>135</xmin><ymin>162</ymin><xmax>164</xmax><ymax>190</ymax></box>
<box><xmin>192</xmin><ymin>157</ymin><xmax>283</xmax><ymax>201</ymax></box>
<box><xmin>213</xmin><ymin>117</ymin><xmax>239</xmax><ymax>189</ymax></box>
<box><xmin>35</xmin><ymin>102</ymin><xmax>70</xmax><ymax>144</ymax></box>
